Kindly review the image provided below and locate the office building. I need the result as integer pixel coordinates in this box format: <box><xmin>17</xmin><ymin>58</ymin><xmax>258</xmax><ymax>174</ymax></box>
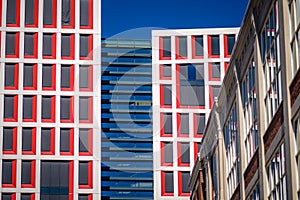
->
<box><xmin>189</xmin><ymin>0</ymin><xmax>300</xmax><ymax>199</ymax></box>
<box><xmin>0</xmin><ymin>0</ymin><xmax>101</xmax><ymax>199</ymax></box>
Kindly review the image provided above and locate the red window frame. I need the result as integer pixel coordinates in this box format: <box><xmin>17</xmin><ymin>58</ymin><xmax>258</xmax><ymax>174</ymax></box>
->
<box><xmin>42</xmin><ymin>33</ymin><xmax>56</xmax><ymax>59</ymax></box>
<box><xmin>209</xmin><ymin>86</ymin><xmax>221</xmax><ymax>108</ymax></box>
<box><xmin>207</xmin><ymin>35</ymin><xmax>220</xmax><ymax>58</ymax></box>
<box><xmin>4</xmin><ymin>95</ymin><xmax>18</xmax><ymax>122</ymax></box>
<box><xmin>21</xmin><ymin>160</ymin><xmax>36</xmax><ymax>188</ymax></box>
<box><xmin>4</xmin><ymin>63</ymin><xmax>19</xmax><ymax>90</ymax></box>
<box><xmin>25</xmin><ymin>0</ymin><xmax>39</xmax><ymax>28</ymax></box>
<box><xmin>178</xmin><ymin>171</ymin><xmax>190</xmax><ymax>196</ymax></box>
<box><xmin>208</xmin><ymin>62</ymin><xmax>221</xmax><ymax>81</ymax></box>
<box><xmin>161</xmin><ymin>171</ymin><xmax>174</xmax><ymax>196</ymax></box>
<box><xmin>60</xmin><ymin>128</ymin><xmax>74</xmax><ymax>156</ymax></box>
<box><xmin>6</xmin><ymin>0</ymin><xmax>20</xmax><ymax>27</ymax></box>
<box><xmin>0</xmin><ymin>0</ymin><xmax>2</xmax><ymax>27</ymax></box>
<box><xmin>5</xmin><ymin>32</ymin><xmax>20</xmax><ymax>58</ymax></box>
<box><xmin>2</xmin><ymin>127</ymin><xmax>17</xmax><ymax>154</ymax></box>
<box><xmin>80</xmin><ymin>0</ymin><xmax>93</xmax><ymax>29</ymax></box>
<box><xmin>60</xmin><ymin>96</ymin><xmax>74</xmax><ymax>123</ymax></box>
<box><xmin>23</xmin><ymin>64</ymin><xmax>37</xmax><ymax>90</ymax></box>
<box><xmin>194</xmin><ymin>142</ymin><xmax>201</xmax><ymax>160</ymax></box>
<box><xmin>177</xmin><ymin>142</ymin><xmax>190</xmax><ymax>167</ymax></box>
<box><xmin>43</xmin><ymin>0</ymin><xmax>57</xmax><ymax>28</ymax></box>
<box><xmin>2</xmin><ymin>194</ymin><xmax>16</xmax><ymax>200</ymax></box>
<box><xmin>160</xmin><ymin>84</ymin><xmax>172</xmax><ymax>108</ymax></box>
<box><xmin>22</xmin><ymin>128</ymin><xmax>36</xmax><ymax>155</ymax></box>
<box><xmin>61</xmin><ymin>34</ymin><xmax>75</xmax><ymax>59</ymax></box>
<box><xmin>61</xmin><ymin>0</ymin><xmax>75</xmax><ymax>28</ymax></box>
<box><xmin>224</xmin><ymin>62</ymin><xmax>229</xmax><ymax>73</ymax></box>
<box><xmin>79</xmin><ymin>96</ymin><xmax>93</xmax><ymax>123</ymax></box>
<box><xmin>41</xmin><ymin>96</ymin><xmax>56</xmax><ymax>123</ymax></box>
<box><xmin>42</xmin><ymin>64</ymin><xmax>56</xmax><ymax>91</ymax></box>
<box><xmin>159</xmin><ymin>64</ymin><xmax>172</xmax><ymax>80</ymax></box>
<box><xmin>61</xmin><ymin>65</ymin><xmax>74</xmax><ymax>91</ymax></box>
<box><xmin>79</xmin><ymin>194</ymin><xmax>93</xmax><ymax>200</ymax></box>
<box><xmin>159</xmin><ymin>37</ymin><xmax>171</xmax><ymax>60</ymax></box>
<box><xmin>191</xmin><ymin>35</ymin><xmax>204</xmax><ymax>59</ymax></box>
<box><xmin>41</xmin><ymin>128</ymin><xmax>55</xmax><ymax>155</ymax></box>
<box><xmin>69</xmin><ymin>161</ymin><xmax>74</xmax><ymax>200</ymax></box>
<box><xmin>23</xmin><ymin>95</ymin><xmax>37</xmax><ymax>122</ymax></box>
<box><xmin>175</xmin><ymin>36</ymin><xmax>187</xmax><ymax>59</ymax></box>
<box><xmin>21</xmin><ymin>194</ymin><xmax>35</xmax><ymax>200</ymax></box>
<box><xmin>79</xmin><ymin>161</ymin><xmax>93</xmax><ymax>189</ymax></box>
<box><xmin>194</xmin><ymin>113</ymin><xmax>205</xmax><ymax>138</ymax></box>
<box><xmin>80</xmin><ymin>34</ymin><xmax>93</xmax><ymax>60</ymax></box>
<box><xmin>79</xmin><ymin>65</ymin><xmax>93</xmax><ymax>92</ymax></box>
<box><xmin>177</xmin><ymin>113</ymin><xmax>189</xmax><ymax>138</ymax></box>
<box><xmin>79</xmin><ymin>129</ymin><xmax>93</xmax><ymax>156</ymax></box>
<box><xmin>224</xmin><ymin>34</ymin><xmax>235</xmax><ymax>58</ymax></box>
<box><xmin>160</xmin><ymin>113</ymin><xmax>172</xmax><ymax>137</ymax></box>
<box><xmin>2</xmin><ymin>160</ymin><xmax>17</xmax><ymax>188</ymax></box>
<box><xmin>24</xmin><ymin>33</ymin><xmax>38</xmax><ymax>58</ymax></box>
<box><xmin>160</xmin><ymin>142</ymin><xmax>173</xmax><ymax>166</ymax></box>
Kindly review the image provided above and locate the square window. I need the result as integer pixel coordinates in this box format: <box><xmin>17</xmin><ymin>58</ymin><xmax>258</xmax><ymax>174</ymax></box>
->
<box><xmin>43</xmin><ymin>33</ymin><xmax>56</xmax><ymax>59</ymax></box>
<box><xmin>178</xmin><ymin>171</ymin><xmax>190</xmax><ymax>196</ymax></box>
<box><xmin>25</xmin><ymin>0</ymin><xmax>39</xmax><ymax>27</ymax></box>
<box><xmin>2</xmin><ymin>160</ymin><xmax>16</xmax><ymax>188</ymax></box>
<box><xmin>22</xmin><ymin>128</ymin><xmax>36</xmax><ymax>155</ymax></box>
<box><xmin>61</xmin><ymin>65</ymin><xmax>74</xmax><ymax>90</ymax></box>
<box><xmin>6</xmin><ymin>0</ymin><xmax>20</xmax><ymax>27</ymax></box>
<box><xmin>2</xmin><ymin>193</ymin><xmax>16</xmax><ymax>200</ymax></box>
<box><xmin>4</xmin><ymin>63</ymin><xmax>19</xmax><ymax>90</ymax></box>
<box><xmin>160</xmin><ymin>113</ymin><xmax>172</xmax><ymax>137</ymax></box>
<box><xmin>79</xmin><ymin>97</ymin><xmax>93</xmax><ymax>123</ymax></box>
<box><xmin>41</xmin><ymin>96</ymin><xmax>55</xmax><ymax>122</ymax></box>
<box><xmin>192</xmin><ymin>35</ymin><xmax>204</xmax><ymax>58</ymax></box>
<box><xmin>61</xmin><ymin>0</ymin><xmax>75</xmax><ymax>28</ymax></box>
<box><xmin>61</xmin><ymin>34</ymin><xmax>75</xmax><ymax>59</ymax></box>
<box><xmin>79</xmin><ymin>65</ymin><xmax>93</xmax><ymax>91</ymax></box>
<box><xmin>3</xmin><ymin>95</ymin><xmax>18</xmax><ymax>122</ymax></box>
<box><xmin>42</xmin><ymin>64</ymin><xmax>56</xmax><ymax>90</ymax></box>
<box><xmin>60</xmin><ymin>128</ymin><xmax>74</xmax><ymax>155</ymax></box>
<box><xmin>79</xmin><ymin>161</ymin><xmax>93</xmax><ymax>188</ymax></box>
<box><xmin>23</xmin><ymin>64</ymin><xmax>37</xmax><ymax>90</ymax></box>
<box><xmin>41</xmin><ymin>128</ymin><xmax>55</xmax><ymax>155</ymax></box>
<box><xmin>60</xmin><ymin>96</ymin><xmax>74</xmax><ymax>123</ymax></box>
<box><xmin>21</xmin><ymin>160</ymin><xmax>35</xmax><ymax>188</ymax></box>
<box><xmin>194</xmin><ymin>113</ymin><xmax>205</xmax><ymax>137</ymax></box>
<box><xmin>161</xmin><ymin>171</ymin><xmax>174</xmax><ymax>196</ymax></box>
<box><xmin>225</xmin><ymin>34</ymin><xmax>235</xmax><ymax>57</ymax></box>
<box><xmin>80</xmin><ymin>0</ymin><xmax>93</xmax><ymax>29</ymax></box>
<box><xmin>43</xmin><ymin>0</ymin><xmax>57</xmax><ymax>28</ymax></box>
<box><xmin>160</xmin><ymin>64</ymin><xmax>172</xmax><ymax>80</ymax></box>
<box><xmin>159</xmin><ymin>36</ymin><xmax>171</xmax><ymax>60</ymax></box>
<box><xmin>6</xmin><ymin>32</ymin><xmax>19</xmax><ymax>58</ymax></box>
<box><xmin>178</xmin><ymin>142</ymin><xmax>190</xmax><ymax>166</ymax></box>
<box><xmin>208</xmin><ymin>35</ymin><xmax>220</xmax><ymax>57</ymax></box>
<box><xmin>176</xmin><ymin>36</ymin><xmax>187</xmax><ymax>59</ymax></box>
<box><xmin>79</xmin><ymin>129</ymin><xmax>93</xmax><ymax>156</ymax></box>
<box><xmin>24</xmin><ymin>33</ymin><xmax>38</xmax><ymax>58</ymax></box>
<box><xmin>209</xmin><ymin>62</ymin><xmax>221</xmax><ymax>81</ymax></box>
<box><xmin>2</xmin><ymin>127</ymin><xmax>17</xmax><ymax>154</ymax></box>
<box><xmin>177</xmin><ymin>113</ymin><xmax>189</xmax><ymax>137</ymax></box>
<box><xmin>80</xmin><ymin>34</ymin><xmax>93</xmax><ymax>59</ymax></box>
<box><xmin>21</xmin><ymin>194</ymin><xmax>35</xmax><ymax>200</ymax></box>
<box><xmin>160</xmin><ymin>84</ymin><xmax>172</xmax><ymax>108</ymax></box>
<box><xmin>23</xmin><ymin>95</ymin><xmax>37</xmax><ymax>122</ymax></box>
<box><xmin>161</xmin><ymin>142</ymin><xmax>173</xmax><ymax>166</ymax></box>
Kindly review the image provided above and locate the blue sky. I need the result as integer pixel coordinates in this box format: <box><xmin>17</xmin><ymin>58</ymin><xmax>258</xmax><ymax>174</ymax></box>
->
<box><xmin>102</xmin><ymin>0</ymin><xmax>249</xmax><ymax>39</ymax></box>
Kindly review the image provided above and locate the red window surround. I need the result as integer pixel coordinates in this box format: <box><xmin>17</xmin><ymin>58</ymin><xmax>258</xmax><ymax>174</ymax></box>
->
<box><xmin>21</xmin><ymin>160</ymin><xmax>36</xmax><ymax>188</ymax></box>
<box><xmin>193</xmin><ymin>113</ymin><xmax>205</xmax><ymax>138</ymax></box>
<box><xmin>41</xmin><ymin>96</ymin><xmax>56</xmax><ymax>123</ymax></box>
<box><xmin>79</xmin><ymin>161</ymin><xmax>93</xmax><ymax>189</ymax></box>
<box><xmin>23</xmin><ymin>96</ymin><xmax>37</xmax><ymax>122</ymax></box>
<box><xmin>24</xmin><ymin>33</ymin><xmax>38</xmax><ymax>59</ymax></box>
<box><xmin>159</xmin><ymin>37</ymin><xmax>171</xmax><ymax>60</ymax></box>
<box><xmin>160</xmin><ymin>113</ymin><xmax>172</xmax><ymax>137</ymax></box>
<box><xmin>80</xmin><ymin>35</ymin><xmax>93</xmax><ymax>60</ymax></box>
<box><xmin>2</xmin><ymin>160</ymin><xmax>17</xmax><ymax>188</ymax></box>
<box><xmin>160</xmin><ymin>84</ymin><xmax>172</xmax><ymax>108</ymax></box>
<box><xmin>61</xmin><ymin>65</ymin><xmax>74</xmax><ymax>91</ymax></box>
<box><xmin>194</xmin><ymin>142</ymin><xmax>201</xmax><ymax>160</ymax></box>
<box><xmin>208</xmin><ymin>63</ymin><xmax>221</xmax><ymax>81</ymax></box>
<box><xmin>61</xmin><ymin>34</ymin><xmax>75</xmax><ymax>60</ymax></box>
<box><xmin>42</xmin><ymin>64</ymin><xmax>56</xmax><ymax>91</ymax></box>
<box><xmin>22</xmin><ymin>194</ymin><xmax>35</xmax><ymax>200</ymax></box>
<box><xmin>60</xmin><ymin>96</ymin><xmax>74</xmax><ymax>123</ymax></box>
<box><xmin>207</xmin><ymin>35</ymin><xmax>220</xmax><ymax>58</ymax></box>
<box><xmin>43</xmin><ymin>0</ymin><xmax>57</xmax><ymax>28</ymax></box>
<box><xmin>4</xmin><ymin>95</ymin><xmax>18</xmax><ymax>122</ymax></box>
<box><xmin>177</xmin><ymin>143</ymin><xmax>190</xmax><ymax>167</ymax></box>
<box><xmin>178</xmin><ymin>172</ymin><xmax>190</xmax><ymax>196</ymax></box>
<box><xmin>3</xmin><ymin>127</ymin><xmax>17</xmax><ymax>154</ymax></box>
<box><xmin>177</xmin><ymin>113</ymin><xmax>189</xmax><ymax>138</ymax></box>
<box><xmin>80</xmin><ymin>0</ymin><xmax>93</xmax><ymax>29</ymax></box>
<box><xmin>161</xmin><ymin>171</ymin><xmax>174</xmax><ymax>196</ymax></box>
<box><xmin>25</xmin><ymin>0</ymin><xmax>39</xmax><ymax>28</ymax></box>
<box><xmin>175</xmin><ymin>36</ymin><xmax>187</xmax><ymax>59</ymax></box>
<box><xmin>4</xmin><ymin>63</ymin><xmax>19</xmax><ymax>90</ymax></box>
<box><xmin>6</xmin><ymin>32</ymin><xmax>20</xmax><ymax>58</ymax></box>
<box><xmin>3</xmin><ymin>194</ymin><xmax>16</xmax><ymax>200</ymax></box>
<box><xmin>224</xmin><ymin>62</ymin><xmax>229</xmax><ymax>73</ymax></box>
<box><xmin>79</xmin><ymin>97</ymin><xmax>93</xmax><ymax>124</ymax></box>
<box><xmin>69</xmin><ymin>161</ymin><xmax>74</xmax><ymax>200</ymax></box>
<box><xmin>0</xmin><ymin>0</ymin><xmax>2</xmax><ymax>27</ymax></box>
<box><xmin>159</xmin><ymin>64</ymin><xmax>172</xmax><ymax>80</ymax></box>
<box><xmin>6</xmin><ymin>0</ymin><xmax>20</xmax><ymax>27</ymax></box>
<box><xmin>41</xmin><ymin>128</ymin><xmax>55</xmax><ymax>155</ymax></box>
<box><xmin>79</xmin><ymin>129</ymin><xmax>93</xmax><ymax>156</ymax></box>
<box><xmin>22</xmin><ymin>128</ymin><xmax>36</xmax><ymax>155</ymax></box>
<box><xmin>160</xmin><ymin>142</ymin><xmax>173</xmax><ymax>166</ymax></box>
<box><xmin>60</xmin><ymin>129</ymin><xmax>74</xmax><ymax>156</ymax></box>
<box><xmin>42</xmin><ymin>33</ymin><xmax>56</xmax><ymax>59</ymax></box>
<box><xmin>191</xmin><ymin>36</ymin><xmax>204</xmax><ymax>59</ymax></box>
<box><xmin>79</xmin><ymin>65</ymin><xmax>93</xmax><ymax>92</ymax></box>
<box><xmin>23</xmin><ymin>64</ymin><xmax>37</xmax><ymax>90</ymax></box>
<box><xmin>62</xmin><ymin>0</ymin><xmax>75</xmax><ymax>28</ymax></box>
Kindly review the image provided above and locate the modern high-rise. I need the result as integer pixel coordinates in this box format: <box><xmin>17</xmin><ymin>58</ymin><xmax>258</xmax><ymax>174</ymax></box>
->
<box><xmin>0</xmin><ymin>0</ymin><xmax>101</xmax><ymax>199</ymax></box>
<box><xmin>189</xmin><ymin>0</ymin><xmax>300</xmax><ymax>199</ymax></box>
<box><xmin>101</xmin><ymin>38</ymin><xmax>153</xmax><ymax>199</ymax></box>
<box><xmin>152</xmin><ymin>28</ymin><xmax>239</xmax><ymax>199</ymax></box>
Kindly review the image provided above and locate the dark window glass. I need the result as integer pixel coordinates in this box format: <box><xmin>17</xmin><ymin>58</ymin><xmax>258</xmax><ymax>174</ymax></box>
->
<box><xmin>80</xmin><ymin>35</ymin><xmax>89</xmax><ymax>57</ymax></box>
<box><xmin>23</xmin><ymin>96</ymin><xmax>33</xmax><ymax>119</ymax></box>
<box><xmin>42</xmin><ymin>65</ymin><xmax>54</xmax><ymax>88</ymax></box>
<box><xmin>79</xmin><ymin>65</ymin><xmax>89</xmax><ymax>88</ymax></box>
<box><xmin>6</xmin><ymin>33</ymin><xmax>16</xmax><ymax>55</ymax></box>
<box><xmin>21</xmin><ymin>161</ymin><xmax>32</xmax><ymax>184</ymax></box>
<box><xmin>162</xmin><ymin>37</ymin><xmax>171</xmax><ymax>57</ymax></box>
<box><xmin>43</xmin><ymin>0</ymin><xmax>53</xmax><ymax>25</ymax></box>
<box><xmin>80</xmin><ymin>0</ymin><xmax>89</xmax><ymax>26</ymax></box>
<box><xmin>180</xmin><ymin>143</ymin><xmax>190</xmax><ymax>164</ymax></box>
<box><xmin>180</xmin><ymin>85</ymin><xmax>205</xmax><ymax>106</ymax></box>
<box><xmin>2</xmin><ymin>160</ymin><xmax>13</xmax><ymax>184</ymax></box>
<box><xmin>5</xmin><ymin>64</ymin><xmax>16</xmax><ymax>87</ymax></box>
<box><xmin>2</xmin><ymin>194</ymin><xmax>13</xmax><ymax>200</ymax></box>
<box><xmin>163</xmin><ymin>142</ymin><xmax>173</xmax><ymax>163</ymax></box>
<box><xmin>79</xmin><ymin>97</ymin><xmax>89</xmax><ymax>120</ymax></box>
<box><xmin>164</xmin><ymin>172</ymin><xmax>174</xmax><ymax>193</ymax></box>
<box><xmin>61</xmin><ymin>34</ymin><xmax>71</xmax><ymax>57</ymax></box>
<box><xmin>61</xmin><ymin>65</ymin><xmax>71</xmax><ymax>88</ymax></box>
<box><xmin>180</xmin><ymin>114</ymin><xmax>189</xmax><ymax>135</ymax></box>
<box><xmin>79</xmin><ymin>129</ymin><xmax>89</xmax><ymax>152</ymax></box>
<box><xmin>24</xmin><ymin>33</ymin><xmax>34</xmax><ymax>56</ymax></box>
<box><xmin>25</xmin><ymin>0</ymin><xmax>35</xmax><ymax>25</ymax></box>
<box><xmin>6</xmin><ymin>0</ymin><xmax>17</xmax><ymax>24</ymax></box>
<box><xmin>61</xmin><ymin>0</ymin><xmax>71</xmax><ymax>26</ymax></box>
<box><xmin>23</xmin><ymin>64</ymin><xmax>34</xmax><ymax>87</ymax></box>
<box><xmin>22</xmin><ymin>128</ymin><xmax>32</xmax><ymax>151</ymax></box>
<box><xmin>211</xmin><ymin>35</ymin><xmax>220</xmax><ymax>55</ymax></box>
<box><xmin>79</xmin><ymin>194</ymin><xmax>89</xmax><ymax>200</ymax></box>
<box><xmin>60</xmin><ymin>96</ymin><xmax>71</xmax><ymax>120</ymax></box>
<box><xmin>163</xmin><ymin>113</ymin><xmax>172</xmax><ymax>135</ymax></box>
<box><xmin>196</xmin><ymin>114</ymin><xmax>205</xmax><ymax>135</ymax></box>
<box><xmin>211</xmin><ymin>63</ymin><xmax>221</xmax><ymax>79</ymax></box>
<box><xmin>4</xmin><ymin>95</ymin><xmax>15</xmax><ymax>119</ymax></box>
<box><xmin>178</xmin><ymin>36</ymin><xmax>187</xmax><ymax>57</ymax></box>
<box><xmin>162</xmin><ymin>64</ymin><xmax>171</xmax><ymax>78</ymax></box>
<box><xmin>41</xmin><ymin>128</ymin><xmax>52</xmax><ymax>152</ymax></box>
<box><xmin>43</xmin><ymin>34</ymin><xmax>53</xmax><ymax>56</ymax></box>
<box><xmin>42</xmin><ymin>96</ymin><xmax>52</xmax><ymax>119</ymax></box>
<box><xmin>3</xmin><ymin>128</ymin><xmax>14</xmax><ymax>151</ymax></box>
<box><xmin>194</xmin><ymin>36</ymin><xmax>204</xmax><ymax>56</ymax></box>
<box><xmin>226</xmin><ymin>34</ymin><xmax>235</xmax><ymax>55</ymax></box>
<box><xmin>163</xmin><ymin>85</ymin><xmax>172</xmax><ymax>105</ymax></box>
<box><xmin>79</xmin><ymin>162</ymin><xmax>89</xmax><ymax>185</ymax></box>
<box><xmin>181</xmin><ymin>172</ymin><xmax>190</xmax><ymax>193</ymax></box>
<box><xmin>21</xmin><ymin>194</ymin><xmax>32</xmax><ymax>200</ymax></box>
<box><xmin>60</xmin><ymin>129</ymin><xmax>70</xmax><ymax>152</ymax></box>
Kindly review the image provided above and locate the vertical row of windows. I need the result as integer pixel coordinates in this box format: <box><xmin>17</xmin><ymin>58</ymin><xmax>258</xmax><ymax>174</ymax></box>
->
<box><xmin>161</xmin><ymin>171</ymin><xmax>190</xmax><ymax>196</ymax></box>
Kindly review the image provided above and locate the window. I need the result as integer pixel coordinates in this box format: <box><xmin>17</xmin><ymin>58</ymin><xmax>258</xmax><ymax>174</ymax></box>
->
<box><xmin>60</xmin><ymin>128</ymin><xmax>74</xmax><ymax>155</ymax></box>
<box><xmin>4</xmin><ymin>63</ymin><xmax>19</xmax><ymax>90</ymax></box>
<box><xmin>2</xmin><ymin>127</ymin><xmax>17</xmax><ymax>154</ymax></box>
<box><xmin>161</xmin><ymin>142</ymin><xmax>173</xmax><ymax>166</ymax></box>
<box><xmin>6</xmin><ymin>32</ymin><xmax>19</xmax><ymax>58</ymax></box>
<box><xmin>61</xmin><ymin>65</ymin><xmax>74</xmax><ymax>90</ymax></box>
<box><xmin>2</xmin><ymin>160</ymin><xmax>16</xmax><ymax>187</ymax></box>
<box><xmin>6</xmin><ymin>0</ymin><xmax>20</xmax><ymax>26</ymax></box>
<box><xmin>1</xmin><ymin>193</ymin><xmax>16</xmax><ymax>200</ymax></box>
<box><xmin>25</xmin><ymin>0</ymin><xmax>39</xmax><ymax>27</ymax></box>
<box><xmin>160</xmin><ymin>64</ymin><xmax>172</xmax><ymax>80</ymax></box>
<box><xmin>78</xmin><ymin>194</ymin><xmax>92</xmax><ymax>200</ymax></box>
<box><xmin>61</xmin><ymin>0</ymin><xmax>75</xmax><ymax>28</ymax></box>
<box><xmin>178</xmin><ymin>142</ymin><xmax>190</xmax><ymax>166</ymax></box>
<box><xmin>161</xmin><ymin>171</ymin><xmax>174</xmax><ymax>196</ymax></box>
<box><xmin>41</xmin><ymin>96</ymin><xmax>55</xmax><ymax>122</ymax></box>
<box><xmin>176</xmin><ymin>36</ymin><xmax>187</xmax><ymax>59</ymax></box>
<box><xmin>61</xmin><ymin>34</ymin><xmax>75</xmax><ymax>59</ymax></box>
<box><xmin>22</xmin><ymin>128</ymin><xmax>36</xmax><ymax>155</ymax></box>
<box><xmin>225</xmin><ymin>34</ymin><xmax>235</xmax><ymax>57</ymax></box>
<box><xmin>24</xmin><ymin>33</ymin><xmax>38</xmax><ymax>58</ymax></box>
<box><xmin>79</xmin><ymin>161</ymin><xmax>93</xmax><ymax>188</ymax></box>
<box><xmin>79</xmin><ymin>65</ymin><xmax>93</xmax><ymax>91</ymax></box>
<box><xmin>80</xmin><ymin>0</ymin><xmax>93</xmax><ymax>28</ymax></box>
<box><xmin>177</xmin><ymin>113</ymin><xmax>189</xmax><ymax>137</ymax></box>
<box><xmin>209</xmin><ymin>62</ymin><xmax>221</xmax><ymax>81</ymax></box>
<box><xmin>208</xmin><ymin>35</ymin><xmax>220</xmax><ymax>57</ymax></box>
<box><xmin>209</xmin><ymin>85</ymin><xmax>221</xmax><ymax>108</ymax></box>
<box><xmin>80</xmin><ymin>34</ymin><xmax>93</xmax><ymax>59</ymax></box>
<box><xmin>41</xmin><ymin>128</ymin><xmax>55</xmax><ymax>155</ymax></box>
<box><xmin>21</xmin><ymin>160</ymin><xmax>35</xmax><ymax>188</ymax></box>
<box><xmin>159</xmin><ymin>36</ymin><xmax>171</xmax><ymax>59</ymax></box>
<box><xmin>79</xmin><ymin>97</ymin><xmax>93</xmax><ymax>123</ymax></box>
<box><xmin>43</xmin><ymin>33</ymin><xmax>56</xmax><ymax>58</ymax></box>
<box><xmin>42</xmin><ymin>64</ymin><xmax>56</xmax><ymax>90</ymax></box>
<box><xmin>23</xmin><ymin>64</ymin><xmax>37</xmax><ymax>90</ymax></box>
<box><xmin>43</xmin><ymin>0</ymin><xmax>57</xmax><ymax>28</ymax></box>
<box><xmin>192</xmin><ymin>35</ymin><xmax>204</xmax><ymax>58</ymax></box>
<box><xmin>160</xmin><ymin>84</ymin><xmax>172</xmax><ymax>107</ymax></box>
<box><xmin>60</xmin><ymin>96</ymin><xmax>74</xmax><ymax>123</ymax></box>
<box><xmin>178</xmin><ymin>171</ymin><xmax>190</xmax><ymax>196</ymax></box>
<box><xmin>194</xmin><ymin>113</ymin><xmax>205</xmax><ymax>137</ymax></box>
<box><xmin>161</xmin><ymin>113</ymin><xmax>172</xmax><ymax>137</ymax></box>
<box><xmin>21</xmin><ymin>194</ymin><xmax>35</xmax><ymax>200</ymax></box>
<box><xmin>4</xmin><ymin>95</ymin><xmax>18</xmax><ymax>122</ymax></box>
<box><xmin>23</xmin><ymin>95</ymin><xmax>37</xmax><ymax>122</ymax></box>
<box><xmin>79</xmin><ymin>129</ymin><xmax>93</xmax><ymax>156</ymax></box>
<box><xmin>194</xmin><ymin>142</ymin><xmax>201</xmax><ymax>160</ymax></box>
